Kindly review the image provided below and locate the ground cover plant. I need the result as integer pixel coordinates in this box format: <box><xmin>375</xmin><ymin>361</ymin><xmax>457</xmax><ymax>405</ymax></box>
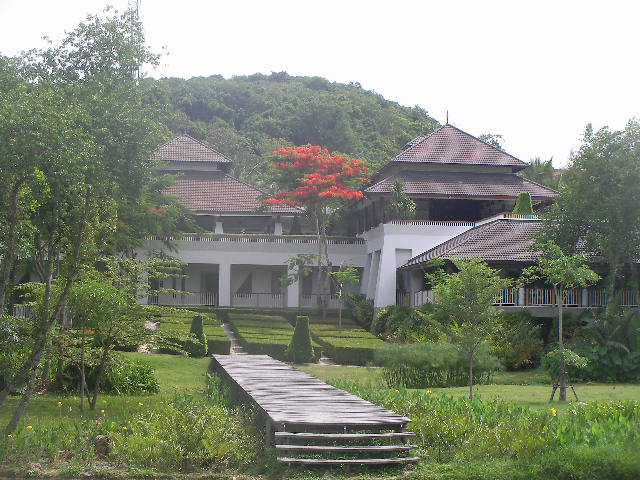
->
<box><xmin>331</xmin><ymin>380</ymin><xmax>640</xmax><ymax>466</ymax></box>
<box><xmin>308</xmin><ymin>315</ymin><xmax>386</xmax><ymax>365</ymax></box>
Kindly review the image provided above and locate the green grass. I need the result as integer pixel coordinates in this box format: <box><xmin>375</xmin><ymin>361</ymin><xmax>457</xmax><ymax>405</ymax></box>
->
<box><xmin>155</xmin><ymin>307</ymin><xmax>230</xmax><ymax>354</ymax></box>
<box><xmin>0</xmin><ymin>353</ymin><xmax>210</xmax><ymax>426</ymax></box>
<box><xmin>299</xmin><ymin>364</ymin><xmax>640</xmax><ymax>410</ymax></box>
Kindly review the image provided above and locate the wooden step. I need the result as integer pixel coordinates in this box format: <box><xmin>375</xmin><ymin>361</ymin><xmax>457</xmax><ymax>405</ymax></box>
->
<box><xmin>275</xmin><ymin>431</ymin><xmax>416</xmax><ymax>440</ymax></box>
<box><xmin>276</xmin><ymin>444</ymin><xmax>417</xmax><ymax>452</ymax></box>
<box><xmin>277</xmin><ymin>457</ymin><xmax>421</xmax><ymax>465</ymax></box>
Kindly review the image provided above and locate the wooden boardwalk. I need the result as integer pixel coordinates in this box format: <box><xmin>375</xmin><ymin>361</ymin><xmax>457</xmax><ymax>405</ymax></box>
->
<box><xmin>211</xmin><ymin>355</ymin><xmax>419</xmax><ymax>465</ymax></box>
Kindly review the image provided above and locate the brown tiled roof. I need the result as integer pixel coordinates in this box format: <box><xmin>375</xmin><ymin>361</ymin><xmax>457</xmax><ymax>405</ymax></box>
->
<box><xmin>365</xmin><ymin>170</ymin><xmax>558</xmax><ymax>200</ymax></box>
<box><xmin>402</xmin><ymin>219</ymin><xmax>544</xmax><ymax>268</ymax></box>
<box><xmin>393</xmin><ymin>124</ymin><xmax>526</xmax><ymax>170</ymax></box>
<box><xmin>163</xmin><ymin>172</ymin><xmax>299</xmax><ymax>214</ymax></box>
<box><xmin>152</xmin><ymin>134</ymin><xmax>232</xmax><ymax>164</ymax></box>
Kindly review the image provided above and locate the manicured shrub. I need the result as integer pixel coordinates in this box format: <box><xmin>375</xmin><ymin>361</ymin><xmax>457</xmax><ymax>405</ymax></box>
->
<box><xmin>286</xmin><ymin>316</ymin><xmax>314</xmax><ymax>363</ymax></box>
<box><xmin>374</xmin><ymin>342</ymin><xmax>500</xmax><ymax>388</ymax></box>
<box><xmin>184</xmin><ymin>315</ymin><xmax>207</xmax><ymax>358</ymax></box>
<box><xmin>513</xmin><ymin>191</ymin><xmax>534</xmax><ymax>214</ymax></box>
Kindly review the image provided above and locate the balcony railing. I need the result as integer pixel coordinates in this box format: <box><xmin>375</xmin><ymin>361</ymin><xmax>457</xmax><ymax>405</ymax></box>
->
<box><xmin>148</xmin><ymin>291</ymin><xmax>218</xmax><ymax>307</ymax></box>
<box><xmin>300</xmin><ymin>294</ymin><xmax>343</xmax><ymax>310</ymax></box>
<box><xmin>146</xmin><ymin>234</ymin><xmax>364</xmax><ymax>245</ymax></box>
<box><xmin>406</xmin><ymin>288</ymin><xmax>639</xmax><ymax>308</ymax></box>
<box><xmin>232</xmin><ymin>293</ymin><xmax>285</xmax><ymax>308</ymax></box>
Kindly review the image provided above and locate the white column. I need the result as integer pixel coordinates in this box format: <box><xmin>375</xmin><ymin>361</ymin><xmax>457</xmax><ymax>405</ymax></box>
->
<box><xmin>366</xmin><ymin>250</ymin><xmax>380</xmax><ymax>299</ymax></box>
<box><xmin>361</xmin><ymin>253</ymin><xmax>372</xmax><ymax>295</ymax></box>
<box><xmin>219</xmin><ymin>263</ymin><xmax>231</xmax><ymax>307</ymax></box>
<box><xmin>214</xmin><ymin>216</ymin><xmax>224</xmax><ymax>234</ymax></box>
<box><xmin>287</xmin><ymin>279</ymin><xmax>300</xmax><ymax>308</ymax></box>
<box><xmin>374</xmin><ymin>248</ymin><xmax>398</xmax><ymax>308</ymax></box>
<box><xmin>274</xmin><ymin>220</ymin><xmax>283</xmax><ymax>235</ymax></box>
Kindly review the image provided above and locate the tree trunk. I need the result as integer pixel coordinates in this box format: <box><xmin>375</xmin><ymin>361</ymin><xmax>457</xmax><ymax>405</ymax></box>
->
<box><xmin>4</xmin><ymin>365</ymin><xmax>38</xmax><ymax>435</ymax></box>
<box><xmin>90</xmin><ymin>347</ymin><xmax>110</xmax><ymax>410</ymax></box>
<box><xmin>468</xmin><ymin>355</ymin><xmax>474</xmax><ymax>400</ymax></box>
<box><xmin>0</xmin><ymin>180</ymin><xmax>25</xmax><ymax>312</ymax></box>
<box><xmin>79</xmin><ymin>324</ymin><xmax>86</xmax><ymax>412</ymax></box>
<box><xmin>557</xmin><ymin>285</ymin><xmax>567</xmax><ymax>402</ymax></box>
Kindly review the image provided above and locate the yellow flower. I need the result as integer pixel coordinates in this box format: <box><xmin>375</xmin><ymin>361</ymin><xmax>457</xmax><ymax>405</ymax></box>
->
<box><xmin>7</xmin><ymin>434</ymin><xmax>13</xmax><ymax>439</ymax></box>
<box><xmin>100</xmin><ymin>409</ymin><xmax>105</xmax><ymax>414</ymax></box>
<box><xmin>426</xmin><ymin>390</ymin><xmax>432</xmax><ymax>395</ymax></box>
<box><xmin>26</xmin><ymin>425</ymin><xmax>33</xmax><ymax>430</ymax></box>
<box><xmin>550</xmin><ymin>408</ymin><xmax>557</xmax><ymax>416</ymax></box>
<box><xmin>122</xmin><ymin>426</ymin><xmax>127</xmax><ymax>431</ymax></box>
<box><xmin>57</xmin><ymin>401</ymin><xmax>63</xmax><ymax>407</ymax></box>
<box><xmin>138</xmin><ymin>402</ymin><xmax>143</xmax><ymax>406</ymax></box>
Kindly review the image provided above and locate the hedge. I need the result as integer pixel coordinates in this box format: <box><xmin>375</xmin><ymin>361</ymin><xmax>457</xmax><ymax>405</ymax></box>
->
<box><xmin>308</xmin><ymin>316</ymin><xmax>386</xmax><ymax>365</ymax></box>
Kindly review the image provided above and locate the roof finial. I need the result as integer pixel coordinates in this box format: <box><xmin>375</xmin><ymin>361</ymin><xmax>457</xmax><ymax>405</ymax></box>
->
<box><xmin>446</xmin><ymin>110</ymin><xmax>449</xmax><ymax>124</ymax></box>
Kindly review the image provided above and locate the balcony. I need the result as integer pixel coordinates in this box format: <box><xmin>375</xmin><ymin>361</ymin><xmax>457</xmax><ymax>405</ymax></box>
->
<box><xmin>406</xmin><ymin>288</ymin><xmax>639</xmax><ymax>309</ymax></box>
<box><xmin>146</xmin><ymin>233</ymin><xmax>364</xmax><ymax>245</ymax></box>
<box><xmin>148</xmin><ymin>291</ymin><xmax>218</xmax><ymax>307</ymax></box>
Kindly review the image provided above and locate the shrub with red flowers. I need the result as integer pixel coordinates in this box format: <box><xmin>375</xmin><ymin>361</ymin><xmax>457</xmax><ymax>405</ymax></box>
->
<box><xmin>266</xmin><ymin>145</ymin><xmax>369</xmax><ymax>315</ymax></box>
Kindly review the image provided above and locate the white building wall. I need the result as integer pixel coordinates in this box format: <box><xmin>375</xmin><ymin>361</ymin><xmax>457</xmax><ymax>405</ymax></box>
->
<box><xmin>361</xmin><ymin>222</ymin><xmax>474</xmax><ymax>308</ymax></box>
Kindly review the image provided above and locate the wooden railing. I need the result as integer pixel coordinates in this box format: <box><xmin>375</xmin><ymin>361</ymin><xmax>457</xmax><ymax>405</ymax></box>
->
<box><xmin>148</xmin><ymin>291</ymin><xmax>218</xmax><ymax>307</ymax></box>
<box><xmin>232</xmin><ymin>293</ymin><xmax>285</xmax><ymax>308</ymax></box>
<box><xmin>494</xmin><ymin>288</ymin><xmax>518</xmax><ymax>306</ymax></box>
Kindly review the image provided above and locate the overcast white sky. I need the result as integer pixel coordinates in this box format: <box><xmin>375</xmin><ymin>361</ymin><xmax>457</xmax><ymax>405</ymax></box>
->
<box><xmin>2</xmin><ymin>0</ymin><xmax>639</xmax><ymax>166</ymax></box>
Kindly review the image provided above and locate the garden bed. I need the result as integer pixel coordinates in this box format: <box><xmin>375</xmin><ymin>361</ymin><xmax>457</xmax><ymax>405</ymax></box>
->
<box><xmin>308</xmin><ymin>316</ymin><xmax>386</xmax><ymax>365</ymax></box>
<box><xmin>227</xmin><ymin>313</ymin><xmax>321</xmax><ymax>361</ymax></box>
<box><xmin>155</xmin><ymin>308</ymin><xmax>230</xmax><ymax>355</ymax></box>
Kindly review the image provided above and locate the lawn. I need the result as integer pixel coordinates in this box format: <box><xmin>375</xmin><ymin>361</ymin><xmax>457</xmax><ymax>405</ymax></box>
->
<box><xmin>0</xmin><ymin>353</ymin><xmax>210</xmax><ymax>426</ymax></box>
<box><xmin>299</xmin><ymin>364</ymin><xmax>640</xmax><ymax>410</ymax></box>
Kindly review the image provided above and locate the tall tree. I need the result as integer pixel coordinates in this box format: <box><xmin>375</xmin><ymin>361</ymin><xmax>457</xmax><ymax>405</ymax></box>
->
<box><xmin>540</xmin><ymin>121</ymin><xmax>640</xmax><ymax>294</ymax></box>
<box><xmin>521</xmin><ymin>157</ymin><xmax>559</xmax><ymax>189</ymax></box>
<box><xmin>431</xmin><ymin>258</ymin><xmax>511</xmax><ymax>400</ymax></box>
<box><xmin>0</xmin><ymin>9</ymin><xmax>164</xmax><ymax>433</ymax></box>
<box><xmin>266</xmin><ymin>145</ymin><xmax>369</xmax><ymax>316</ymax></box>
<box><xmin>521</xmin><ymin>241</ymin><xmax>600</xmax><ymax>401</ymax></box>
<box><xmin>384</xmin><ymin>181</ymin><xmax>416</xmax><ymax>220</ymax></box>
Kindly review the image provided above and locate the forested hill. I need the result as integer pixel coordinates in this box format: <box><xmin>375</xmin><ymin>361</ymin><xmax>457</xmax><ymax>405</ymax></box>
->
<box><xmin>141</xmin><ymin>72</ymin><xmax>440</xmax><ymax>187</ymax></box>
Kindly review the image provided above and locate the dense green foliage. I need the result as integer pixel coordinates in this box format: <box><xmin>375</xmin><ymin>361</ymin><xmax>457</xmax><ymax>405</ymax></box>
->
<box><xmin>384</xmin><ymin>180</ymin><xmax>417</xmax><ymax>220</ymax></box>
<box><xmin>374</xmin><ymin>343</ymin><xmax>499</xmax><ymax>388</ymax></box>
<box><xmin>59</xmin><ymin>355</ymin><xmax>159</xmax><ymax>395</ymax></box>
<box><xmin>343</xmin><ymin>293</ymin><xmax>374</xmax><ymax>330</ymax></box>
<box><xmin>186</xmin><ymin>315</ymin><xmax>207</xmax><ymax>357</ymax></box>
<box><xmin>333</xmin><ymin>381</ymin><xmax>640</xmax><ymax>464</ymax></box>
<box><xmin>142</xmin><ymin>73</ymin><xmax>440</xmax><ymax>187</ymax></box>
<box><xmin>492</xmin><ymin>311</ymin><xmax>544</xmax><ymax>370</ymax></box>
<box><xmin>540</xmin><ymin>121</ymin><xmax>640</xmax><ymax>290</ymax></box>
<box><xmin>286</xmin><ymin>316</ymin><xmax>314</xmax><ymax>363</ymax></box>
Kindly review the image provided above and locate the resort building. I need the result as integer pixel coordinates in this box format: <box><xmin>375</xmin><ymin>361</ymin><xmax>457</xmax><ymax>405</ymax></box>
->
<box><xmin>141</xmin><ymin>125</ymin><xmax>638</xmax><ymax>312</ymax></box>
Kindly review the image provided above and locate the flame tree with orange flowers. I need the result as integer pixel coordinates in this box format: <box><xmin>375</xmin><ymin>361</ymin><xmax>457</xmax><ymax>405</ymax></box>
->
<box><xmin>266</xmin><ymin>145</ymin><xmax>369</xmax><ymax>316</ymax></box>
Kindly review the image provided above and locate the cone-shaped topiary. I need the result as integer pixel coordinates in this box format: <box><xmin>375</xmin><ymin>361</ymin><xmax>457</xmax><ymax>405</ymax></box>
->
<box><xmin>287</xmin><ymin>316</ymin><xmax>314</xmax><ymax>363</ymax></box>
<box><xmin>185</xmin><ymin>315</ymin><xmax>207</xmax><ymax>357</ymax></box>
<box><xmin>513</xmin><ymin>192</ymin><xmax>534</xmax><ymax>214</ymax></box>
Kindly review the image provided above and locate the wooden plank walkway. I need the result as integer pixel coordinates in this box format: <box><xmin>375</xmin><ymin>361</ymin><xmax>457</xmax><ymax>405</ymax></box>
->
<box><xmin>211</xmin><ymin>354</ymin><xmax>410</xmax><ymax>429</ymax></box>
<box><xmin>210</xmin><ymin>355</ymin><xmax>419</xmax><ymax>466</ymax></box>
